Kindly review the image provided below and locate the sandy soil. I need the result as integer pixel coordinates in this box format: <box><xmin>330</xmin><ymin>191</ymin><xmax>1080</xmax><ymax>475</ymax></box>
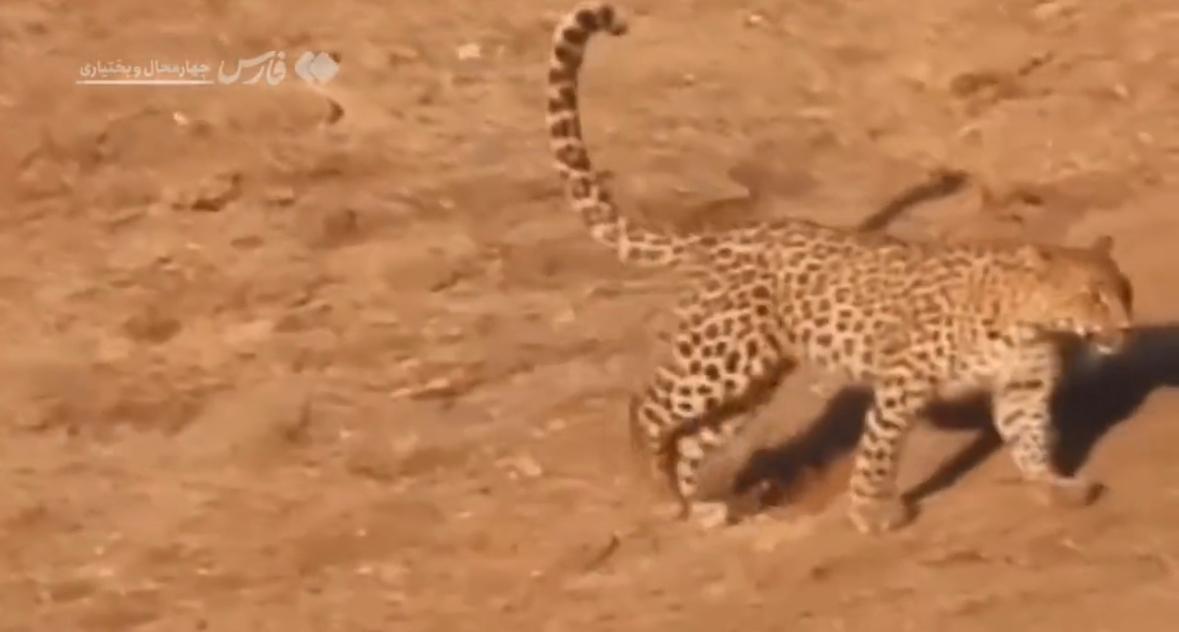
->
<box><xmin>3</xmin><ymin>0</ymin><xmax>1179</xmax><ymax>630</ymax></box>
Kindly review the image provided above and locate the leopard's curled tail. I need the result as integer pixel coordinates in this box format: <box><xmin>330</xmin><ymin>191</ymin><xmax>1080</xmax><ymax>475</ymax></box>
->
<box><xmin>546</xmin><ymin>3</ymin><xmax>682</xmax><ymax>266</ymax></box>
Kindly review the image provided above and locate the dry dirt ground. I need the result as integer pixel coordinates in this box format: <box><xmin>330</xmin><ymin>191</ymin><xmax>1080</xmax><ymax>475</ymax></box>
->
<box><xmin>3</xmin><ymin>0</ymin><xmax>1179</xmax><ymax>630</ymax></box>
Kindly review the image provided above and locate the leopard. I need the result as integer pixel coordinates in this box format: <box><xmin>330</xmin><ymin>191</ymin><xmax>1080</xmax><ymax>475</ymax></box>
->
<box><xmin>544</xmin><ymin>2</ymin><xmax>1135</xmax><ymax>534</ymax></box>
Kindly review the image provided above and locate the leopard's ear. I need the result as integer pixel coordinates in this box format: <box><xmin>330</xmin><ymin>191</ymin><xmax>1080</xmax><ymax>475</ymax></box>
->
<box><xmin>1088</xmin><ymin>234</ymin><xmax>1114</xmax><ymax>256</ymax></box>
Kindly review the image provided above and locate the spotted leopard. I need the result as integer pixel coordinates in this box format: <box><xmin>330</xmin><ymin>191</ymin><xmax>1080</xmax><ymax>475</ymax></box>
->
<box><xmin>545</xmin><ymin>2</ymin><xmax>1135</xmax><ymax>533</ymax></box>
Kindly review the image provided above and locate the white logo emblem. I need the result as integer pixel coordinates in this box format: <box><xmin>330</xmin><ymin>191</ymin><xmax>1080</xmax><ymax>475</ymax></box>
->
<box><xmin>294</xmin><ymin>52</ymin><xmax>340</xmax><ymax>85</ymax></box>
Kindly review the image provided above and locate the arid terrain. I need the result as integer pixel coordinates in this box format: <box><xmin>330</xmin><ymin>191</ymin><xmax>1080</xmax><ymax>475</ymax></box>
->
<box><xmin>3</xmin><ymin>0</ymin><xmax>1179</xmax><ymax>630</ymax></box>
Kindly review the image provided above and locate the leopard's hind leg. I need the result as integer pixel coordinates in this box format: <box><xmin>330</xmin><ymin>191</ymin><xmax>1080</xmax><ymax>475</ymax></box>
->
<box><xmin>630</xmin><ymin>298</ymin><xmax>794</xmax><ymax>526</ymax></box>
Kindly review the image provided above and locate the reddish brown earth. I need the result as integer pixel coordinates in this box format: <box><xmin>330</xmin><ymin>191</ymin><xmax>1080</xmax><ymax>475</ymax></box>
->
<box><xmin>3</xmin><ymin>0</ymin><xmax>1179</xmax><ymax>630</ymax></box>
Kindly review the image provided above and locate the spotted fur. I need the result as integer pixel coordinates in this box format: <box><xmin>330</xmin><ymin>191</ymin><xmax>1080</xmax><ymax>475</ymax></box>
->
<box><xmin>546</xmin><ymin>2</ymin><xmax>1135</xmax><ymax>533</ymax></box>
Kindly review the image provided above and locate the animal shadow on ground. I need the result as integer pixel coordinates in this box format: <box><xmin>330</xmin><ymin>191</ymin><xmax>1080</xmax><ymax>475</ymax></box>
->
<box><xmin>731</xmin><ymin>323</ymin><xmax>1179</xmax><ymax>514</ymax></box>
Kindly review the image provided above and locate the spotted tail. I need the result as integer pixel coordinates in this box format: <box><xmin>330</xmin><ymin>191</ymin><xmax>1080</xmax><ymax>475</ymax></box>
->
<box><xmin>546</xmin><ymin>3</ymin><xmax>680</xmax><ymax>266</ymax></box>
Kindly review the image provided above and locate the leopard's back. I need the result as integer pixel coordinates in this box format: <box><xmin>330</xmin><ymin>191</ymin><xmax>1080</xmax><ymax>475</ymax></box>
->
<box><xmin>756</xmin><ymin>227</ymin><xmax>1100</xmax><ymax>386</ymax></box>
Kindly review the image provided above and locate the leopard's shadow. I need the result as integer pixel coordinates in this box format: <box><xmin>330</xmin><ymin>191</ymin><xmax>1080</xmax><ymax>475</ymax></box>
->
<box><xmin>734</xmin><ymin>323</ymin><xmax>1179</xmax><ymax>508</ymax></box>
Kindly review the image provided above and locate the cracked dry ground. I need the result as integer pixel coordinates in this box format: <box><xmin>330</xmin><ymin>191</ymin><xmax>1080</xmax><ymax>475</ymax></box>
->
<box><xmin>3</xmin><ymin>0</ymin><xmax>1179</xmax><ymax>630</ymax></box>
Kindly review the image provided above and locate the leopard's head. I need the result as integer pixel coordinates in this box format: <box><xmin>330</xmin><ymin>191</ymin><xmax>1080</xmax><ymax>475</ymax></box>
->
<box><xmin>1016</xmin><ymin>235</ymin><xmax>1134</xmax><ymax>355</ymax></box>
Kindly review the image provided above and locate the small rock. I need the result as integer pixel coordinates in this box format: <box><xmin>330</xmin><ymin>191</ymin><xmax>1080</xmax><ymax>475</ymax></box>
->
<box><xmin>317</xmin><ymin>208</ymin><xmax>361</xmax><ymax>247</ymax></box>
<box><xmin>356</xmin><ymin>561</ymin><xmax>407</xmax><ymax>585</ymax></box>
<box><xmin>177</xmin><ymin>378</ymin><xmax>314</xmax><ymax>463</ymax></box>
<box><xmin>702</xmin><ymin>579</ymin><xmax>729</xmax><ymax>600</ymax></box>
<box><xmin>898</xmin><ymin>60</ymin><xmax>934</xmax><ymax>88</ymax></box>
<box><xmin>103</xmin><ymin>207</ymin><xmax>146</xmax><ymax>229</ymax></box>
<box><xmin>390</xmin><ymin>373</ymin><xmax>467</xmax><ymax>400</ymax></box>
<box><xmin>941</xmin><ymin>593</ymin><xmax>998</xmax><ymax>616</ymax></box>
<box><xmin>456</xmin><ymin>42</ymin><xmax>482</xmax><ymax>61</ymax></box>
<box><xmin>46</xmin><ymin>577</ymin><xmax>99</xmax><ymax>603</ymax></box>
<box><xmin>122</xmin><ymin>307</ymin><xmax>182</xmax><ymax>344</ymax></box>
<box><xmin>499</xmin><ymin>454</ymin><xmax>544</xmax><ymax>480</ymax></box>
<box><xmin>324</xmin><ymin>98</ymin><xmax>344</xmax><ymax>125</ymax></box>
<box><xmin>552</xmin><ymin>306</ymin><xmax>577</xmax><ymax>326</ymax></box>
<box><xmin>345</xmin><ymin>437</ymin><xmax>399</xmax><ymax>482</ymax></box>
<box><xmin>172</xmin><ymin>171</ymin><xmax>243</xmax><ymax>212</ymax></box>
<box><xmin>918</xmin><ymin>547</ymin><xmax>988</xmax><ymax>566</ymax></box>
<box><xmin>389</xmin><ymin>46</ymin><xmax>421</xmax><ymax>65</ymax></box>
<box><xmin>95</xmin><ymin>333</ymin><xmax>135</xmax><ymax>363</ymax></box>
<box><xmin>745</xmin><ymin>12</ymin><xmax>766</xmax><ymax>28</ymax></box>
<box><xmin>264</xmin><ymin>186</ymin><xmax>296</xmax><ymax>207</ymax></box>
<box><xmin>223</xmin><ymin>319</ymin><xmax>274</xmax><ymax>354</ymax></box>
<box><xmin>230</xmin><ymin>234</ymin><xmax>264</xmax><ymax>250</ymax></box>
<box><xmin>1031</xmin><ymin>0</ymin><xmax>1077</xmax><ymax>21</ymax></box>
<box><xmin>392</xmin><ymin>433</ymin><xmax>421</xmax><ymax>456</ymax></box>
